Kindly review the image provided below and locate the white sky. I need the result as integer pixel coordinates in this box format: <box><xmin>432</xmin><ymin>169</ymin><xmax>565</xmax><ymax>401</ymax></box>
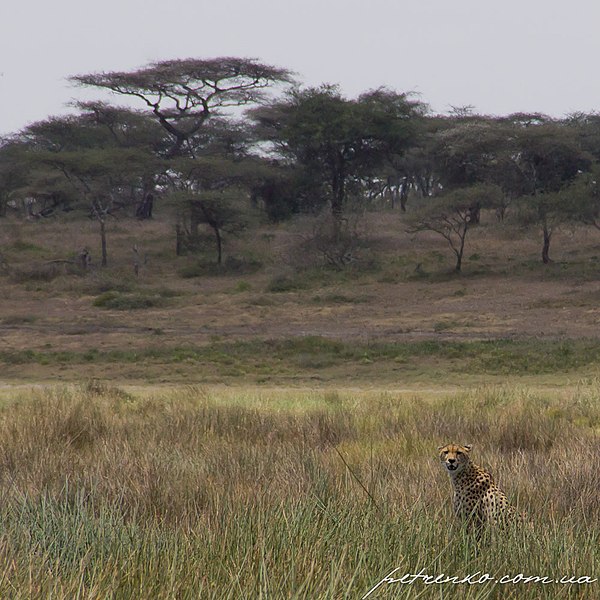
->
<box><xmin>1</xmin><ymin>0</ymin><xmax>600</xmax><ymax>135</ymax></box>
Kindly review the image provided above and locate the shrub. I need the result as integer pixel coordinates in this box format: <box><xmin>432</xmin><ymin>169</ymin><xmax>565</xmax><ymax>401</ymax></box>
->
<box><xmin>266</xmin><ymin>273</ymin><xmax>311</xmax><ymax>293</ymax></box>
<box><xmin>93</xmin><ymin>291</ymin><xmax>165</xmax><ymax>310</ymax></box>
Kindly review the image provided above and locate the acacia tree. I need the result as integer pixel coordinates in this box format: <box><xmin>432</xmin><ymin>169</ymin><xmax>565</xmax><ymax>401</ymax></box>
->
<box><xmin>75</xmin><ymin>102</ymin><xmax>171</xmax><ymax>218</ymax></box>
<box><xmin>171</xmin><ymin>188</ymin><xmax>249</xmax><ymax>264</ymax></box>
<box><xmin>71</xmin><ymin>57</ymin><xmax>294</xmax><ymax>157</ymax></box>
<box><xmin>0</xmin><ymin>139</ymin><xmax>33</xmax><ymax>217</ymax></box>
<box><xmin>510</xmin><ymin>121</ymin><xmax>588</xmax><ymax>195</ymax></box>
<box><xmin>432</xmin><ymin>114</ymin><xmax>592</xmax><ymax>262</ymax></box>
<box><xmin>517</xmin><ymin>191</ymin><xmax>572</xmax><ymax>264</ymax></box>
<box><xmin>563</xmin><ymin>114</ymin><xmax>600</xmax><ymax>229</ymax></box>
<box><xmin>509</xmin><ymin>121</ymin><xmax>591</xmax><ymax>263</ymax></box>
<box><xmin>407</xmin><ymin>184</ymin><xmax>502</xmax><ymax>272</ymax></box>
<box><xmin>430</xmin><ymin>116</ymin><xmax>522</xmax><ymax>221</ymax></box>
<box><xmin>251</xmin><ymin>85</ymin><xmax>425</xmax><ymax>228</ymax></box>
<box><xmin>544</xmin><ymin>166</ymin><xmax>600</xmax><ymax>244</ymax></box>
<box><xmin>167</xmin><ymin>155</ymin><xmax>273</xmax><ymax>263</ymax></box>
<box><xmin>17</xmin><ymin>115</ymin><xmax>161</xmax><ymax>266</ymax></box>
<box><xmin>44</xmin><ymin>148</ymin><xmax>156</xmax><ymax>266</ymax></box>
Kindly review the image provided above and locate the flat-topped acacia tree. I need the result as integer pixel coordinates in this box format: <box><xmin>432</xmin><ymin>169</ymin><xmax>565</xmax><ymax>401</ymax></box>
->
<box><xmin>70</xmin><ymin>57</ymin><xmax>294</xmax><ymax>157</ymax></box>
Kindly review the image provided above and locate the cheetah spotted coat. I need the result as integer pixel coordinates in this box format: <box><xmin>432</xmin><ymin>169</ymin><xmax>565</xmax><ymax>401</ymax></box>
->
<box><xmin>438</xmin><ymin>443</ymin><xmax>524</xmax><ymax>527</ymax></box>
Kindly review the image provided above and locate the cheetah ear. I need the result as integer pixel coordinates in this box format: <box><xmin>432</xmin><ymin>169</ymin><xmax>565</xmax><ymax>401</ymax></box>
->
<box><xmin>437</xmin><ymin>444</ymin><xmax>446</xmax><ymax>451</ymax></box>
<box><xmin>464</xmin><ymin>444</ymin><xmax>473</xmax><ymax>452</ymax></box>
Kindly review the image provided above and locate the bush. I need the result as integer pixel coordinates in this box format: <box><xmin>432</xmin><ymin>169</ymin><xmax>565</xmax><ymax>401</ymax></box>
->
<box><xmin>266</xmin><ymin>274</ymin><xmax>308</xmax><ymax>293</ymax></box>
<box><xmin>93</xmin><ymin>291</ymin><xmax>165</xmax><ymax>310</ymax></box>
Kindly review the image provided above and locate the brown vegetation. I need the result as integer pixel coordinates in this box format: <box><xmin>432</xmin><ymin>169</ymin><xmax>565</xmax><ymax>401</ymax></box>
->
<box><xmin>0</xmin><ymin>383</ymin><xmax>595</xmax><ymax>598</ymax></box>
<box><xmin>1</xmin><ymin>212</ymin><xmax>600</xmax><ymax>385</ymax></box>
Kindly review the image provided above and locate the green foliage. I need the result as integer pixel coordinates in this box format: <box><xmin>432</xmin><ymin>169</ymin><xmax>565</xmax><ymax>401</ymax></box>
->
<box><xmin>93</xmin><ymin>291</ymin><xmax>167</xmax><ymax>310</ymax></box>
<box><xmin>10</xmin><ymin>240</ymin><xmax>46</xmax><ymax>252</ymax></box>
<box><xmin>516</xmin><ymin>190</ymin><xmax>566</xmax><ymax>227</ymax></box>
<box><xmin>311</xmin><ymin>292</ymin><xmax>371</xmax><ymax>304</ymax></box>
<box><xmin>7</xmin><ymin>57</ymin><xmax>600</xmax><ymax>287</ymax></box>
<box><xmin>266</xmin><ymin>274</ymin><xmax>309</xmax><ymax>292</ymax></box>
<box><xmin>233</xmin><ymin>280</ymin><xmax>252</xmax><ymax>292</ymax></box>
<box><xmin>512</xmin><ymin>120</ymin><xmax>591</xmax><ymax>194</ymax></box>
<box><xmin>560</xmin><ymin>165</ymin><xmax>600</xmax><ymax>228</ymax></box>
<box><xmin>407</xmin><ymin>184</ymin><xmax>502</xmax><ymax>271</ymax></box>
<box><xmin>251</xmin><ymin>85</ymin><xmax>425</xmax><ymax>218</ymax></box>
<box><xmin>167</xmin><ymin>157</ymin><xmax>265</xmax><ymax>263</ymax></box>
<box><xmin>1</xmin><ymin>315</ymin><xmax>38</xmax><ymax>325</ymax></box>
<box><xmin>71</xmin><ymin>57</ymin><xmax>294</xmax><ymax>157</ymax></box>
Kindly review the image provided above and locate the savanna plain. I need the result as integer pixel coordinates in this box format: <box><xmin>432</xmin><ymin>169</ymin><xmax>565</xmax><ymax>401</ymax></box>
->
<box><xmin>1</xmin><ymin>212</ymin><xmax>600</xmax><ymax>599</ymax></box>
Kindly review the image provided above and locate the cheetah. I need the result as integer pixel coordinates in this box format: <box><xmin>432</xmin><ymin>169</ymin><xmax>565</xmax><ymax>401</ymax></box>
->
<box><xmin>438</xmin><ymin>443</ymin><xmax>526</xmax><ymax>529</ymax></box>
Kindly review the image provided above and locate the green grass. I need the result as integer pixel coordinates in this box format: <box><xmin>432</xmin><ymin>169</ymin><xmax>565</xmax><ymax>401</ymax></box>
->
<box><xmin>311</xmin><ymin>292</ymin><xmax>371</xmax><ymax>304</ymax></box>
<box><xmin>179</xmin><ymin>257</ymin><xmax>262</xmax><ymax>278</ymax></box>
<box><xmin>10</xmin><ymin>240</ymin><xmax>47</xmax><ymax>253</ymax></box>
<box><xmin>4</xmin><ymin>338</ymin><xmax>600</xmax><ymax>382</ymax></box>
<box><xmin>266</xmin><ymin>274</ymin><xmax>309</xmax><ymax>292</ymax></box>
<box><xmin>0</xmin><ymin>383</ymin><xmax>597</xmax><ymax>598</ymax></box>
<box><xmin>1</xmin><ymin>314</ymin><xmax>38</xmax><ymax>325</ymax></box>
<box><xmin>92</xmin><ymin>291</ymin><xmax>168</xmax><ymax>310</ymax></box>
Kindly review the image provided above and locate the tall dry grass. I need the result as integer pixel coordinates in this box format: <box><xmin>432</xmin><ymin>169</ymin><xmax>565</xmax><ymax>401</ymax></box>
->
<box><xmin>0</xmin><ymin>383</ymin><xmax>597</xmax><ymax>598</ymax></box>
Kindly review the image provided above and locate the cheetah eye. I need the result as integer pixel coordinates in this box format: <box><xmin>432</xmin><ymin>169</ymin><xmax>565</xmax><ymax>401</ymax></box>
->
<box><xmin>456</xmin><ymin>451</ymin><xmax>463</xmax><ymax>455</ymax></box>
<box><xmin>442</xmin><ymin>450</ymin><xmax>449</xmax><ymax>455</ymax></box>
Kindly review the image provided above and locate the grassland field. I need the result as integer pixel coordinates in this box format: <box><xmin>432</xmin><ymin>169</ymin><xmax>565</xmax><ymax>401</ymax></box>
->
<box><xmin>0</xmin><ymin>210</ymin><xmax>600</xmax><ymax>598</ymax></box>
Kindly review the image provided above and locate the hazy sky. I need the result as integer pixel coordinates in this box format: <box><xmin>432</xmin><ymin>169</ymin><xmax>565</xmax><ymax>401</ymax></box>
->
<box><xmin>2</xmin><ymin>0</ymin><xmax>600</xmax><ymax>134</ymax></box>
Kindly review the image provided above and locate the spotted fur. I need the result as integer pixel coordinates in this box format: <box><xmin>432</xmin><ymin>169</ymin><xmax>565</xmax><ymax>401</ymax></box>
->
<box><xmin>438</xmin><ymin>443</ymin><xmax>525</xmax><ymax>528</ymax></box>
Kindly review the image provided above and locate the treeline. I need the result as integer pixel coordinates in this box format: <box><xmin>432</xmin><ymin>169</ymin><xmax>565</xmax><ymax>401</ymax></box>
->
<box><xmin>2</xmin><ymin>56</ymin><xmax>600</xmax><ymax>271</ymax></box>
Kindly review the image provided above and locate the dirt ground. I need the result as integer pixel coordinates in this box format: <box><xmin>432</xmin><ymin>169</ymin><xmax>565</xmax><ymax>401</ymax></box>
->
<box><xmin>2</xmin><ymin>213</ymin><xmax>600</xmax><ymax>358</ymax></box>
<box><xmin>2</xmin><ymin>268</ymin><xmax>600</xmax><ymax>355</ymax></box>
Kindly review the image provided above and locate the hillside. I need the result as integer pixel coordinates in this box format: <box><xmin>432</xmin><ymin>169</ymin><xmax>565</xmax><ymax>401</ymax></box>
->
<box><xmin>2</xmin><ymin>210</ymin><xmax>600</xmax><ymax>386</ymax></box>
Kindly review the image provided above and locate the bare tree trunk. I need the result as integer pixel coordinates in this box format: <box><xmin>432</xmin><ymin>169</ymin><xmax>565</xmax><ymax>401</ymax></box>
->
<box><xmin>214</xmin><ymin>226</ymin><xmax>223</xmax><ymax>265</ymax></box>
<box><xmin>175</xmin><ymin>223</ymin><xmax>184</xmax><ymax>256</ymax></box>
<box><xmin>468</xmin><ymin>202</ymin><xmax>481</xmax><ymax>224</ymax></box>
<box><xmin>136</xmin><ymin>192</ymin><xmax>154</xmax><ymax>219</ymax></box>
<box><xmin>133</xmin><ymin>245</ymin><xmax>140</xmax><ymax>276</ymax></box>
<box><xmin>455</xmin><ymin>254</ymin><xmax>462</xmax><ymax>272</ymax></box>
<box><xmin>330</xmin><ymin>153</ymin><xmax>345</xmax><ymax>237</ymax></box>
<box><xmin>454</xmin><ymin>221</ymin><xmax>469</xmax><ymax>272</ymax></box>
<box><xmin>455</xmin><ymin>232</ymin><xmax>465</xmax><ymax>272</ymax></box>
<box><xmin>99</xmin><ymin>219</ymin><xmax>107</xmax><ymax>267</ymax></box>
<box><xmin>331</xmin><ymin>174</ymin><xmax>344</xmax><ymax>227</ymax></box>
<box><xmin>399</xmin><ymin>177</ymin><xmax>409</xmax><ymax>212</ymax></box>
<box><xmin>542</xmin><ymin>225</ymin><xmax>552</xmax><ymax>264</ymax></box>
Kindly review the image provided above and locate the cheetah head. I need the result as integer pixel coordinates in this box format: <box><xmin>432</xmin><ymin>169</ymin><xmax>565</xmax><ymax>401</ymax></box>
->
<box><xmin>438</xmin><ymin>443</ymin><xmax>472</xmax><ymax>474</ymax></box>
